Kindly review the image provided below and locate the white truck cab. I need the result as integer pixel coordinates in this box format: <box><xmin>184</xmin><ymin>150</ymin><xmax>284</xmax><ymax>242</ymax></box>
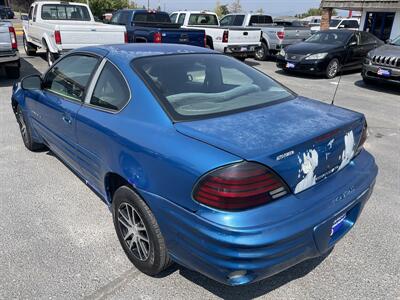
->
<box><xmin>23</xmin><ymin>1</ymin><xmax>127</xmax><ymax>65</ymax></box>
<box><xmin>311</xmin><ymin>18</ymin><xmax>360</xmax><ymax>33</ymax></box>
<box><xmin>170</xmin><ymin>11</ymin><xmax>261</xmax><ymax>61</ymax></box>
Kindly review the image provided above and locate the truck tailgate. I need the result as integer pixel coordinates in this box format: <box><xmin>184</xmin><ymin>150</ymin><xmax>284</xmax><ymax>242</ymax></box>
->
<box><xmin>57</xmin><ymin>22</ymin><xmax>126</xmax><ymax>49</ymax></box>
<box><xmin>224</xmin><ymin>27</ymin><xmax>261</xmax><ymax>45</ymax></box>
<box><xmin>0</xmin><ymin>24</ymin><xmax>12</xmax><ymax>52</ymax></box>
<box><xmin>161</xmin><ymin>29</ymin><xmax>205</xmax><ymax>47</ymax></box>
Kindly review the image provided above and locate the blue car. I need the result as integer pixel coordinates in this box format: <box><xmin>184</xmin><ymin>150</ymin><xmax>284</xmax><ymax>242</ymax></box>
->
<box><xmin>12</xmin><ymin>44</ymin><xmax>377</xmax><ymax>286</ymax></box>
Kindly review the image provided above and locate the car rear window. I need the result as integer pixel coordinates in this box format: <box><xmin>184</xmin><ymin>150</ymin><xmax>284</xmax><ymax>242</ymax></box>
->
<box><xmin>133</xmin><ymin>12</ymin><xmax>171</xmax><ymax>23</ymax></box>
<box><xmin>41</xmin><ymin>4</ymin><xmax>91</xmax><ymax>21</ymax></box>
<box><xmin>132</xmin><ymin>54</ymin><xmax>294</xmax><ymax>121</ymax></box>
<box><xmin>188</xmin><ymin>14</ymin><xmax>218</xmax><ymax>26</ymax></box>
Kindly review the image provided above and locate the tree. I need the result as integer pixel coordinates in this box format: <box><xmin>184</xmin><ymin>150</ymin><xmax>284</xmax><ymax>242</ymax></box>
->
<box><xmin>214</xmin><ymin>1</ymin><xmax>230</xmax><ymax>17</ymax></box>
<box><xmin>229</xmin><ymin>0</ymin><xmax>241</xmax><ymax>13</ymax></box>
<box><xmin>73</xmin><ymin>0</ymin><xmax>131</xmax><ymax>17</ymax></box>
<box><xmin>296</xmin><ymin>7</ymin><xmax>337</xmax><ymax>19</ymax></box>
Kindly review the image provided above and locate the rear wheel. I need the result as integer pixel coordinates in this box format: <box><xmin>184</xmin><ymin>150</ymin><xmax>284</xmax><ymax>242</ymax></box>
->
<box><xmin>255</xmin><ymin>42</ymin><xmax>269</xmax><ymax>61</ymax></box>
<box><xmin>112</xmin><ymin>186</ymin><xmax>172</xmax><ymax>276</ymax></box>
<box><xmin>23</xmin><ymin>34</ymin><xmax>37</xmax><ymax>56</ymax></box>
<box><xmin>15</xmin><ymin>106</ymin><xmax>45</xmax><ymax>151</ymax></box>
<box><xmin>326</xmin><ymin>58</ymin><xmax>340</xmax><ymax>79</ymax></box>
<box><xmin>5</xmin><ymin>66</ymin><xmax>20</xmax><ymax>79</ymax></box>
<box><xmin>46</xmin><ymin>49</ymin><xmax>56</xmax><ymax>66</ymax></box>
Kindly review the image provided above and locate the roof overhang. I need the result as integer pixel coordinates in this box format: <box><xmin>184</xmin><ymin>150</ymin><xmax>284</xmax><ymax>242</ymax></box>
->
<box><xmin>321</xmin><ymin>0</ymin><xmax>400</xmax><ymax>10</ymax></box>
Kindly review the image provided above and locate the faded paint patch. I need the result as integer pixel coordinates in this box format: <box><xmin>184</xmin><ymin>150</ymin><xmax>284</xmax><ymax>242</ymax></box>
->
<box><xmin>338</xmin><ymin>130</ymin><xmax>355</xmax><ymax>171</ymax></box>
<box><xmin>295</xmin><ymin>149</ymin><xmax>319</xmax><ymax>194</ymax></box>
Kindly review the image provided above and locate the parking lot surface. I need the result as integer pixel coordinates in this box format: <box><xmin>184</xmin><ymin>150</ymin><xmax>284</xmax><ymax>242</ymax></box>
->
<box><xmin>0</xmin><ymin>47</ymin><xmax>399</xmax><ymax>299</ymax></box>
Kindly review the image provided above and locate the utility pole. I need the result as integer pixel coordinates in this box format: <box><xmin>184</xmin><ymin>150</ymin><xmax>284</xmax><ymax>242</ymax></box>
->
<box><xmin>147</xmin><ymin>0</ymin><xmax>150</xmax><ymax>9</ymax></box>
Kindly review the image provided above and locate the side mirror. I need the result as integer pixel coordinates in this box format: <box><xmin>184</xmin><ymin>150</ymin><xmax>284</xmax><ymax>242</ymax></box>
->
<box><xmin>21</xmin><ymin>74</ymin><xmax>42</xmax><ymax>90</ymax></box>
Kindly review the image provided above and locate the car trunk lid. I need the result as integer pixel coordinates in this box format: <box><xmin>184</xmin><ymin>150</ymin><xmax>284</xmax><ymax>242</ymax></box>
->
<box><xmin>0</xmin><ymin>23</ymin><xmax>12</xmax><ymax>52</ymax></box>
<box><xmin>174</xmin><ymin>97</ymin><xmax>365</xmax><ymax>194</ymax></box>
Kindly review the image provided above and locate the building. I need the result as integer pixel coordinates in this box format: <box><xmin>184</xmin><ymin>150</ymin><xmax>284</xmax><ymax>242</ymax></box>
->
<box><xmin>320</xmin><ymin>0</ymin><xmax>400</xmax><ymax>40</ymax></box>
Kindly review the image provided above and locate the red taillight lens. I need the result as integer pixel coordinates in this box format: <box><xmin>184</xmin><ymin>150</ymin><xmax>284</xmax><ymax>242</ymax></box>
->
<box><xmin>355</xmin><ymin>121</ymin><xmax>368</xmax><ymax>156</ymax></box>
<box><xmin>277</xmin><ymin>31</ymin><xmax>285</xmax><ymax>40</ymax></box>
<box><xmin>9</xmin><ymin>26</ymin><xmax>17</xmax><ymax>49</ymax></box>
<box><xmin>54</xmin><ymin>30</ymin><xmax>62</xmax><ymax>44</ymax></box>
<box><xmin>193</xmin><ymin>162</ymin><xmax>289</xmax><ymax>211</ymax></box>
<box><xmin>222</xmin><ymin>30</ymin><xmax>229</xmax><ymax>43</ymax></box>
<box><xmin>154</xmin><ymin>32</ymin><xmax>162</xmax><ymax>43</ymax></box>
<box><xmin>124</xmin><ymin>31</ymin><xmax>128</xmax><ymax>43</ymax></box>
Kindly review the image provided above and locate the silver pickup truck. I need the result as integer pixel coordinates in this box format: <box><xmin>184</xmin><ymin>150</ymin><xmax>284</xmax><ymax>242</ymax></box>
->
<box><xmin>220</xmin><ymin>14</ymin><xmax>311</xmax><ymax>60</ymax></box>
<box><xmin>0</xmin><ymin>21</ymin><xmax>20</xmax><ymax>79</ymax></box>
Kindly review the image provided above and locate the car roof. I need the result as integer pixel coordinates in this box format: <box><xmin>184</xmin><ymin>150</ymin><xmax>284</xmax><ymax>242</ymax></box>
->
<box><xmin>76</xmin><ymin>44</ymin><xmax>216</xmax><ymax>61</ymax></box>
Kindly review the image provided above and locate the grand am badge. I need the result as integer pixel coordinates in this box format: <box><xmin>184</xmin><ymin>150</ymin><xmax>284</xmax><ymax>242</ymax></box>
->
<box><xmin>276</xmin><ymin>150</ymin><xmax>295</xmax><ymax>161</ymax></box>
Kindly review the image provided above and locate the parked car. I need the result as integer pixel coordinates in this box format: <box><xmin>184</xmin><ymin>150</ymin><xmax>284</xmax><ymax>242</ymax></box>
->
<box><xmin>277</xmin><ymin>30</ymin><xmax>383</xmax><ymax>78</ymax></box>
<box><xmin>12</xmin><ymin>43</ymin><xmax>377</xmax><ymax>286</ymax></box>
<box><xmin>22</xmin><ymin>1</ymin><xmax>127</xmax><ymax>66</ymax></box>
<box><xmin>110</xmin><ymin>9</ymin><xmax>205</xmax><ymax>47</ymax></box>
<box><xmin>362</xmin><ymin>35</ymin><xmax>400</xmax><ymax>85</ymax></box>
<box><xmin>219</xmin><ymin>13</ymin><xmax>311</xmax><ymax>60</ymax></box>
<box><xmin>311</xmin><ymin>18</ymin><xmax>360</xmax><ymax>33</ymax></box>
<box><xmin>0</xmin><ymin>6</ymin><xmax>14</xmax><ymax>19</ymax></box>
<box><xmin>0</xmin><ymin>21</ymin><xmax>19</xmax><ymax>78</ymax></box>
<box><xmin>170</xmin><ymin>11</ymin><xmax>261</xmax><ymax>61</ymax></box>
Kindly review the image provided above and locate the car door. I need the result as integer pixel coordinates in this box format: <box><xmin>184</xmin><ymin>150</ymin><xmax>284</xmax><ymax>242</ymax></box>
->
<box><xmin>35</xmin><ymin>54</ymin><xmax>100</xmax><ymax>170</ymax></box>
<box><xmin>344</xmin><ymin>32</ymin><xmax>364</xmax><ymax>69</ymax></box>
<box><xmin>75</xmin><ymin>60</ymin><xmax>131</xmax><ymax>192</ymax></box>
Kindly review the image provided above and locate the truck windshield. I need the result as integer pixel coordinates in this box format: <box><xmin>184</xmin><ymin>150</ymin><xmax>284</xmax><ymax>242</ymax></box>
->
<box><xmin>133</xmin><ymin>12</ymin><xmax>171</xmax><ymax>23</ymax></box>
<box><xmin>188</xmin><ymin>14</ymin><xmax>218</xmax><ymax>26</ymax></box>
<box><xmin>132</xmin><ymin>54</ymin><xmax>294</xmax><ymax>121</ymax></box>
<box><xmin>41</xmin><ymin>4</ymin><xmax>91</xmax><ymax>21</ymax></box>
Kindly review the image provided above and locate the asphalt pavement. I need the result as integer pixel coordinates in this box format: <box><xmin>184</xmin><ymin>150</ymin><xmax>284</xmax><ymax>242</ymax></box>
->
<box><xmin>0</xmin><ymin>44</ymin><xmax>399</xmax><ymax>300</ymax></box>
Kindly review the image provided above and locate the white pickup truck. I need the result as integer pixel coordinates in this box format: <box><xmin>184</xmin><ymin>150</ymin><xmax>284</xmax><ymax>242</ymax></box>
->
<box><xmin>0</xmin><ymin>21</ymin><xmax>20</xmax><ymax>78</ymax></box>
<box><xmin>170</xmin><ymin>11</ymin><xmax>261</xmax><ymax>61</ymax></box>
<box><xmin>22</xmin><ymin>1</ymin><xmax>127</xmax><ymax>65</ymax></box>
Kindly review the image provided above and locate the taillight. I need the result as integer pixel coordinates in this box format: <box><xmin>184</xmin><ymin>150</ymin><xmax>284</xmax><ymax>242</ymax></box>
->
<box><xmin>153</xmin><ymin>32</ymin><xmax>162</xmax><ymax>43</ymax></box>
<box><xmin>355</xmin><ymin>121</ymin><xmax>368</xmax><ymax>156</ymax></box>
<box><xmin>193</xmin><ymin>162</ymin><xmax>289</xmax><ymax>211</ymax></box>
<box><xmin>124</xmin><ymin>31</ymin><xmax>128</xmax><ymax>43</ymax></box>
<box><xmin>54</xmin><ymin>30</ymin><xmax>62</xmax><ymax>44</ymax></box>
<box><xmin>222</xmin><ymin>30</ymin><xmax>229</xmax><ymax>43</ymax></box>
<box><xmin>9</xmin><ymin>26</ymin><xmax>17</xmax><ymax>49</ymax></box>
<box><xmin>277</xmin><ymin>31</ymin><xmax>285</xmax><ymax>40</ymax></box>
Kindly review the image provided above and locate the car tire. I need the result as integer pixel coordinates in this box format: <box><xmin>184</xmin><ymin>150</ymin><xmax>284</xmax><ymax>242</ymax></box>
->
<box><xmin>46</xmin><ymin>49</ymin><xmax>56</xmax><ymax>66</ymax></box>
<box><xmin>326</xmin><ymin>58</ymin><xmax>340</xmax><ymax>79</ymax></box>
<box><xmin>362</xmin><ymin>76</ymin><xmax>374</xmax><ymax>85</ymax></box>
<box><xmin>112</xmin><ymin>186</ymin><xmax>172</xmax><ymax>276</ymax></box>
<box><xmin>23</xmin><ymin>34</ymin><xmax>37</xmax><ymax>56</ymax></box>
<box><xmin>5</xmin><ymin>66</ymin><xmax>20</xmax><ymax>79</ymax></box>
<box><xmin>255</xmin><ymin>42</ymin><xmax>269</xmax><ymax>61</ymax></box>
<box><xmin>15</xmin><ymin>106</ymin><xmax>45</xmax><ymax>151</ymax></box>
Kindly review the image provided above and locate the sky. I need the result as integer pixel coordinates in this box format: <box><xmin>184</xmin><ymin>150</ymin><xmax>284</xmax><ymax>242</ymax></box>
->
<box><xmin>133</xmin><ymin>0</ymin><xmax>323</xmax><ymax>16</ymax></box>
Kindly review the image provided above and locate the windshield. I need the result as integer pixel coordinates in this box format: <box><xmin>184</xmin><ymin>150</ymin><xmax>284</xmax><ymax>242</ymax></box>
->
<box><xmin>391</xmin><ymin>36</ymin><xmax>400</xmax><ymax>46</ymax></box>
<box><xmin>132</xmin><ymin>54</ymin><xmax>294</xmax><ymax>121</ymax></box>
<box><xmin>306</xmin><ymin>31</ymin><xmax>351</xmax><ymax>45</ymax></box>
<box><xmin>41</xmin><ymin>4</ymin><xmax>91</xmax><ymax>21</ymax></box>
<box><xmin>188</xmin><ymin>14</ymin><xmax>218</xmax><ymax>26</ymax></box>
<box><xmin>330</xmin><ymin>19</ymin><xmax>341</xmax><ymax>27</ymax></box>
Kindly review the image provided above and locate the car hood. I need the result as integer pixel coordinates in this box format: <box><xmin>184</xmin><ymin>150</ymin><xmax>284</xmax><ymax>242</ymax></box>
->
<box><xmin>175</xmin><ymin>97</ymin><xmax>365</xmax><ymax>194</ymax></box>
<box><xmin>286</xmin><ymin>42</ymin><xmax>341</xmax><ymax>55</ymax></box>
<box><xmin>369</xmin><ymin>44</ymin><xmax>400</xmax><ymax>57</ymax></box>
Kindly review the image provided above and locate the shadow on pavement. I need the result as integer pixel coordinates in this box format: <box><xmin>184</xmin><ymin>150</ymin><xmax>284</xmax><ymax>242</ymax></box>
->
<box><xmin>0</xmin><ymin>54</ymin><xmax>45</xmax><ymax>88</ymax></box>
<box><xmin>354</xmin><ymin>79</ymin><xmax>400</xmax><ymax>96</ymax></box>
<box><xmin>158</xmin><ymin>249</ymin><xmax>332</xmax><ymax>299</ymax></box>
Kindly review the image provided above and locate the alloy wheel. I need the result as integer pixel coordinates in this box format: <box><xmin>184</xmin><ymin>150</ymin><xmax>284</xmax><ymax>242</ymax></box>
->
<box><xmin>117</xmin><ymin>202</ymin><xmax>150</xmax><ymax>261</ymax></box>
<box><xmin>17</xmin><ymin>110</ymin><xmax>28</xmax><ymax>144</ymax></box>
<box><xmin>328</xmin><ymin>60</ymin><xmax>339</xmax><ymax>78</ymax></box>
<box><xmin>255</xmin><ymin>47</ymin><xmax>265</xmax><ymax>60</ymax></box>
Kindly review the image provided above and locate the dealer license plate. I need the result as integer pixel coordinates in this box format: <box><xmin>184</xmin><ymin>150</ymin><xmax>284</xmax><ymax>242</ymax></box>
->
<box><xmin>286</xmin><ymin>62</ymin><xmax>295</xmax><ymax>69</ymax></box>
<box><xmin>377</xmin><ymin>68</ymin><xmax>391</xmax><ymax>77</ymax></box>
<box><xmin>330</xmin><ymin>214</ymin><xmax>346</xmax><ymax>236</ymax></box>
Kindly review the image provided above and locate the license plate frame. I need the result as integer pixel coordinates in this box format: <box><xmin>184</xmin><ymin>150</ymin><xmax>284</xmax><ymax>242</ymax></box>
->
<box><xmin>286</xmin><ymin>62</ymin><xmax>295</xmax><ymax>69</ymax></box>
<box><xmin>377</xmin><ymin>68</ymin><xmax>391</xmax><ymax>77</ymax></box>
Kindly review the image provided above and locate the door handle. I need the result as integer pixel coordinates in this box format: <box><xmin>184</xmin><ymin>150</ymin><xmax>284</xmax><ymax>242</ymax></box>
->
<box><xmin>62</xmin><ymin>115</ymin><xmax>72</xmax><ymax>125</ymax></box>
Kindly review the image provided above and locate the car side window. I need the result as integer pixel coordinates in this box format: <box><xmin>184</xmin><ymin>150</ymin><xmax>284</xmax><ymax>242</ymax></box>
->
<box><xmin>220</xmin><ymin>15</ymin><xmax>235</xmax><ymax>26</ymax></box>
<box><xmin>43</xmin><ymin>55</ymin><xmax>99</xmax><ymax>101</ymax></box>
<box><xmin>28</xmin><ymin>6</ymin><xmax>34</xmax><ymax>20</ymax></box>
<box><xmin>360</xmin><ymin>32</ymin><xmax>377</xmax><ymax>45</ymax></box>
<box><xmin>33</xmin><ymin>4</ymin><xmax>38</xmax><ymax>22</ymax></box>
<box><xmin>170</xmin><ymin>13</ymin><xmax>177</xmax><ymax>23</ymax></box>
<box><xmin>177</xmin><ymin>13</ymin><xmax>186</xmax><ymax>25</ymax></box>
<box><xmin>90</xmin><ymin>62</ymin><xmax>130</xmax><ymax>111</ymax></box>
<box><xmin>110</xmin><ymin>12</ymin><xmax>120</xmax><ymax>24</ymax></box>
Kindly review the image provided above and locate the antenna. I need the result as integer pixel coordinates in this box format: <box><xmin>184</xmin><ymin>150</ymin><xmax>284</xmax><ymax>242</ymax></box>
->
<box><xmin>331</xmin><ymin>72</ymin><xmax>342</xmax><ymax>105</ymax></box>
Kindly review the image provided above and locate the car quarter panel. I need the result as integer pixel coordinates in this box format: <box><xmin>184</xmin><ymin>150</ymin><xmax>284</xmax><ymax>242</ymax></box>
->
<box><xmin>75</xmin><ymin>61</ymin><xmax>241</xmax><ymax>211</ymax></box>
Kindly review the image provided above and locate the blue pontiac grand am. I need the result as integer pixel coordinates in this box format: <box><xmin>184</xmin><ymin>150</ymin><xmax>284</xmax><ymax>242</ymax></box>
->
<box><xmin>12</xmin><ymin>44</ymin><xmax>377</xmax><ymax>286</ymax></box>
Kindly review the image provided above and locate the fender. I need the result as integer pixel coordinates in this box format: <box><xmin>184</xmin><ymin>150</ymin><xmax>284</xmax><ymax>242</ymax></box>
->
<box><xmin>41</xmin><ymin>32</ymin><xmax>59</xmax><ymax>54</ymax></box>
<box><xmin>262</xmin><ymin>32</ymin><xmax>271</xmax><ymax>49</ymax></box>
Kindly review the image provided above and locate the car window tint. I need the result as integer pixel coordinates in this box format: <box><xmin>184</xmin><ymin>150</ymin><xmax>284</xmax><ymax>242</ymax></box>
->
<box><xmin>220</xmin><ymin>15</ymin><xmax>235</xmax><ymax>26</ymax></box>
<box><xmin>44</xmin><ymin>55</ymin><xmax>99</xmax><ymax>101</ymax></box>
<box><xmin>360</xmin><ymin>32</ymin><xmax>377</xmax><ymax>45</ymax></box>
<box><xmin>233</xmin><ymin>15</ymin><xmax>245</xmax><ymax>26</ymax></box>
<box><xmin>170</xmin><ymin>13</ymin><xmax>177</xmax><ymax>23</ymax></box>
<box><xmin>28</xmin><ymin>6</ymin><xmax>33</xmax><ymax>20</ymax></box>
<box><xmin>110</xmin><ymin>11</ymin><xmax>120</xmax><ymax>24</ymax></box>
<box><xmin>221</xmin><ymin>66</ymin><xmax>253</xmax><ymax>85</ymax></box>
<box><xmin>90</xmin><ymin>62</ymin><xmax>130</xmax><ymax>111</ymax></box>
<box><xmin>188</xmin><ymin>14</ymin><xmax>218</xmax><ymax>26</ymax></box>
<box><xmin>118</xmin><ymin>11</ymin><xmax>131</xmax><ymax>25</ymax></box>
<box><xmin>33</xmin><ymin>4</ymin><xmax>38</xmax><ymax>22</ymax></box>
<box><xmin>177</xmin><ymin>13</ymin><xmax>186</xmax><ymax>25</ymax></box>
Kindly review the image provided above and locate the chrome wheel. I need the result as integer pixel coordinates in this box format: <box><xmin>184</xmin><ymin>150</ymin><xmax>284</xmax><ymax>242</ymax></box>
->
<box><xmin>17</xmin><ymin>109</ymin><xmax>28</xmax><ymax>144</ymax></box>
<box><xmin>327</xmin><ymin>59</ymin><xmax>339</xmax><ymax>78</ymax></box>
<box><xmin>255</xmin><ymin>47</ymin><xmax>265</xmax><ymax>60</ymax></box>
<box><xmin>117</xmin><ymin>202</ymin><xmax>150</xmax><ymax>261</ymax></box>
<box><xmin>23</xmin><ymin>35</ymin><xmax>28</xmax><ymax>54</ymax></box>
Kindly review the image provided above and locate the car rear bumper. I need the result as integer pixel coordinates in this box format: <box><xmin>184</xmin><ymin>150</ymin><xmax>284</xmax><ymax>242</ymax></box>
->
<box><xmin>140</xmin><ymin>150</ymin><xmax>378</xmax><ymax>286</ymax></box>
<box><xmin>362</xmin><ymin>63</ymin><xmax>400</xmax><ymax>85</ymax></box>
<box><xmin>0</xmin><ymin>50</ymin><xmax>20</xmax><ymax>65</ymax></box>
<box><xmin>224</xmin><ymin>44</ymin><xmax>261</xmax><ymax>58</ymax></box>
<box><xmin>276</xmin><ymin>57</ymin><xmax>328</xmax><ymax>75</ymax></box>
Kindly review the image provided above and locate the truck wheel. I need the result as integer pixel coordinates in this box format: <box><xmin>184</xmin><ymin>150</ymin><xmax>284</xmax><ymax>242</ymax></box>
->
<box><xmin>46</xmin><ymin>49</ymin><xmax>56</xmax><ymax>66</ymax></box>
<box><xmin>255</xmin><ymin>42</ymin><xmax>269</xmax><ymax>61</ymax></box>
<box><xmin>23</xmin><ymin>34</ymin><xmax>37</xmax><ymax>56</ymax></box>
<box><xmin>5</xmin><ymin>66</ymin><xmax>20</xmax><ymax>79</ymax></box>
<box><xmin>112</xmin><ymin>186</ymin><xmax>172</xmax><ymax>276</ymax></box>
